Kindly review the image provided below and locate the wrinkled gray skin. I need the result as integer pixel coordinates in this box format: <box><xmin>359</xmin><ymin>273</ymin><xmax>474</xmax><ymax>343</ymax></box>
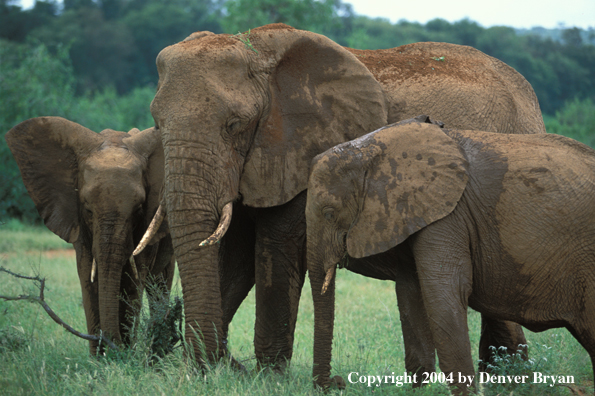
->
<box><xmin>6</xmin><ymin>117</ymin><xmax>174</xmax><ymax>353</ymax></box>
<box><xmin>307</xmin><ymin>119</ymin><xmax>595</xmax><ymax>394</ymax></box>
<box><xmin>147</xmin><ymin>23</ymin><xmax>545</xmax><ymax>371</ymax></box>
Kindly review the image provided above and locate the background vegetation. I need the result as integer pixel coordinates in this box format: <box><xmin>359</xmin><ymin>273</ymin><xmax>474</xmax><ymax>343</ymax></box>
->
<box><xmin>1</xmin><ymin>0</ymin><xmax>595</xmax><ymax>223</ymax></box>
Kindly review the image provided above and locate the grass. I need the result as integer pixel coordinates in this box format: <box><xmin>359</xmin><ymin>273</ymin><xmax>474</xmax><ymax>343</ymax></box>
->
<box><xmin>0</xmin><ymin>221</ymin><xmax>592</xmax><ymax>395</ymax></box>
<box><xmin>0</xmin><ymin>218</ymin><xmax>70</xmax><ymax>252</ymax></box>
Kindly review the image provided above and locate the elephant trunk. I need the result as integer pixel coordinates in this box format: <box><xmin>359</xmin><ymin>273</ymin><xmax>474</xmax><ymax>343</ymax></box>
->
<box><xmin>95</xmin><ymin>225</ymin><xmax>130</xmax><ymax>345</ymax></box>
<box><xmin>163</xmin><ymin>137</ymin><xmax>228</xmax><ymax>363</ymax></box>
<box><xmin>307</xmin><ymin>232</ymin><xmax>337</xmax><ymax>388</ymax></box>
<box><xmin>169</xmin><ymin>198</ymin><xmax>224</xmax><ymax>362</ymax></box>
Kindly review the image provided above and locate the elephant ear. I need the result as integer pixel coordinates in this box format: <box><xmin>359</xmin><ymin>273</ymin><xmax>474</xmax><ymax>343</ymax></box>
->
<box><xmin>346</xmin><ymin>122</ymin><xmax>469</xmax><ymax>258</ymax></box>
<box><xmin>239</xmin><ymin>24</ymin><xmax>388</xmax><ymax>207</ymax></box>
<box><xmin>124</xmin><ymin>127</ymin><xmax>168</xmax><ymax>242</ymax></box>
<box><xmin>5</xmin><ymin>117</ymin><xmax>103</xmax><ymax>243</ymax></box>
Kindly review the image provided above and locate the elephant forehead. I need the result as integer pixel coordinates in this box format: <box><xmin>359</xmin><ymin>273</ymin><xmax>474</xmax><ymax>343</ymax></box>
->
<box><xmin>80</xmin><ymin>152</ymin><xmax>146</xmax><ymax>208</ymax></box>
<box><xmin>158</xmin><ymin>35</ymin><xmax>248</xmax><ymax>78</ymax></box>
<box><xmin>162</xmin><ymin>34</ymin><xmax>236</xmax><ymax>59</ymax></box>
<box><xmin>153</xmin><ymin>47</ymin><xmax>256</xmax><ymax>117</ymax></box>
<box><xmin>84</xmin><ymin>149</ymin><xmax>143</xmax><ymax>179</ymax></box>
<box><xmin>310</xmin><ymin>152</ymin><xmax>357</xmax><ymax>193</ymax></box>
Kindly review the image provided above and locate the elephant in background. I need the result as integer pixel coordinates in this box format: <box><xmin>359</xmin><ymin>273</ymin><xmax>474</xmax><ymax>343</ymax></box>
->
<box><xmin>6</xmin><ymin>117</ymin><xmax>174</xmax><ymax>354</ymax></box>
<box><xmin>306</xmin><ymin>118</ymin><xmax>595</xmax><ymax>393</ymax></box>
<box><xmin>140</xmin><ymin>23</ymin><xmax>545</xmax><ymax>372</ymax></box>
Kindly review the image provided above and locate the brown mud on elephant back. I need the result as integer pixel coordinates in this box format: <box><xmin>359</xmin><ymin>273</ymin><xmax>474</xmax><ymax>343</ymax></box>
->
<box><xmin>347</xmin><ymin>43</ymin><xmax>546</xmax><ymax>135</ymax></box>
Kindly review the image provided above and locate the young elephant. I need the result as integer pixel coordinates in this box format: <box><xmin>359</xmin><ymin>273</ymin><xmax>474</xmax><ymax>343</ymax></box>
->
<box><xmin>306</xmin><ymin>118</ymin><xmax>595</xmax><ymax>393</ymax></box>
<box><xmin>6</xmin><ymin>117</ymin><xmax>174</xmax><ymax>354</ymax></box>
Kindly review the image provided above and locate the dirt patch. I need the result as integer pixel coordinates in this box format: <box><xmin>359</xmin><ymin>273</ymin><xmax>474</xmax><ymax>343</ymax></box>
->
<box><xmin>39</xmin><ymin>249</ymin><xmax>76</xmax><ymax>259</ymax></box>
<box><xmin>346</xmin><ymin>42</ymin><xmax>489</xmax><ymax>85</ymax></box>
<box><xmin>2</xmin><ymin>249</ymin><xmax>76</xmax><ymax>259</ymax></box>
<box><xmin>252</xmin><ymin>23</ymin><xmax>295</xmax><ymax>33</ymax></box>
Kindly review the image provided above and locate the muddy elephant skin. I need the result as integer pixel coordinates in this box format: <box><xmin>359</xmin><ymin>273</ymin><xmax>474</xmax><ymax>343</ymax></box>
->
<box><xmin>144</xmin><ymin>23</ymin><xmax>545</xmax><ymax>369</ymax></box>
<box><xmin>307</xmin><ymin>118</ymin><xmax>595</xmax><ymax>393</ymax></box>
<box><xmin>6</xmin><ymin>117</ymin><xmax>174</xmax><ymax>353</ymax></box>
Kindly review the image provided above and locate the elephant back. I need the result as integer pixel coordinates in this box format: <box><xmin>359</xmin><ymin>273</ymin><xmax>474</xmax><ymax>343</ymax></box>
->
<box><xmin>347</xmin><ymin>42</ymin><xmax>546</xmax><ymax>135</ymax></box>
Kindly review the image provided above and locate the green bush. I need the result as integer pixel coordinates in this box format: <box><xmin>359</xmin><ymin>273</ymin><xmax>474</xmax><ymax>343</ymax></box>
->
<box><xmin>545</xmin><ymin>97</ymin><xmax>595</xmax><ymax>147</ymax></box>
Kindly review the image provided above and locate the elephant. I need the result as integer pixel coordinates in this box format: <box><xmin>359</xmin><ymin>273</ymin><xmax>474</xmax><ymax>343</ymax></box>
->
<box><xmin>306</xmin><ymin>117</ymin><xmax>595</xmax><ymax>393</ymax></box>
<box><xmin>5</xmin><ymin>117</ymin><xmax>175</xmax><ymax>354</ymax></box>
<box><xmin>138</xmin><ymin>22</ymin><xmax>546</xmax><ymax>371</ymax></box>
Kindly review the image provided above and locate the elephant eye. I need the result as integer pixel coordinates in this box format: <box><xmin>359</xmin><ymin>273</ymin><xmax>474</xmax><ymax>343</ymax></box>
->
<box><xmin>322</xmin><ymin>207</ymin><xmax>336</xmax><ymax>223</ymax></box>
<box><xmin>226</xmin><ymin>118</ymin><xmax>242</xmax><ymax>135</ymax></box>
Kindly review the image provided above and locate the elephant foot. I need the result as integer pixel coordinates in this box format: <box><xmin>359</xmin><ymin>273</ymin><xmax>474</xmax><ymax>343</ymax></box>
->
<box><xmin>89</xmin><ymin>340</ymin><xmax>109</xmax><ymax>358</ymax></box>
<box><xmin>220</xmin><ymin>339</ymin><xmax>248</xmax><ymax>374</ymax></box>
<box><xmin>255</xmin><ymin>358</ymin><xmax>289</xmax><ymax>375</ymax></box>
<box><xmin>314</xmin><ymin>375</ymin><xmax>346</xmax><ymax>391</ymax></box>
<box><xmin>227</xmin><ymin>355</ymin><xmax>248</xmax><ymax>374</ymax></box>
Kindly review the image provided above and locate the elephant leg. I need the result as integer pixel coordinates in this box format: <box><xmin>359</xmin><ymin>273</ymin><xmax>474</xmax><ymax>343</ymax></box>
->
<box><xmin>74</xmin><ymin>241</ymin><xmax>101</xmax><ymax>355</ymax></box>
<box><xmin>394</xmin><ymin>253</ymin><xmax>436</xmax><ymax>386</ymax></box>
<box><xmin>254</xmin><ymin>191</ymin><xmax>307</xmax><ymax>372</ymax></box>
<box><xmin>219</xmin><ymin>203</ymin><xmax>256</xmax><ymax>362</ymax></box>
<box><xmin>478</xmin><ymin>316</ymin><xmax>528</xmax><ymax>372</ymax></box>
<box><xmin>411</xmin><ymin>223</ymin><xmax>475</xmax><ymax>395</ymax></box>
<box><xmin>568</xmin><ymin>300</ymin><xmax>595</xmax><ymax>393</ymax></box>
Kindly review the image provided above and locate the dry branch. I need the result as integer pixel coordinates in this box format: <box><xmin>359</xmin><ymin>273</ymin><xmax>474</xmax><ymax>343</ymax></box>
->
<box><xmin>0</xmin><ymin>266</ymin><xmax>118</xmax><ymax>351</ymax></box>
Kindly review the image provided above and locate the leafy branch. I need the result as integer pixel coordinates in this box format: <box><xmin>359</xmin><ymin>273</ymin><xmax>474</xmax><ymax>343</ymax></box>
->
<box><xmin>231</xmin><ymin>29</ymin><xmax>259</xmax><ymax>54</ymax></box>
<box><xmin>0</xmin><ymin>266</ymin><xmax>118</xmax><ymax>351</ymax></box>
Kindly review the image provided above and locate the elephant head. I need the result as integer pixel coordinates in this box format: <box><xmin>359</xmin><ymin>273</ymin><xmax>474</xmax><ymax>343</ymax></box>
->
<box><xmin>305</xmin><ymin>118</ymin><xmax>468</xmax><ymax>386</ymax></box>
<box><xmin>146</xmin><ymin>23</ymin><xmax>388</xmax><ymax>360</ymax></box>
<box><xmin>6</xmin><ymin>117</ymin><xmax>167</xmax><ymax>348</ymax></box>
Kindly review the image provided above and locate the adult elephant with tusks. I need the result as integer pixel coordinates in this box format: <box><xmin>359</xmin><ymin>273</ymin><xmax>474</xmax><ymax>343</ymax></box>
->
<box><xmin>135</xmin><ymin>23</ymin><xmax>546</xmax><ymax>374</ymax></box>
<box><xmin>6</xmin><ymin>117</ymin><xmax>174</xmax><ymax>354</ymax></box>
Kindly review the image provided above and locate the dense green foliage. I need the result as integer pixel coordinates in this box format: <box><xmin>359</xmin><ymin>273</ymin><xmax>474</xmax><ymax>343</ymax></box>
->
<box><xmin>1</xmin><ymin>0</ymin><xmax>595</xmax><ymax>224</ymax></box>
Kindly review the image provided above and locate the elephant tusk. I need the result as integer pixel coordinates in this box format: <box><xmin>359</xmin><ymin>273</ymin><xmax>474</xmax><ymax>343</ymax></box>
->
<box><xmin>133</xmin><ymin>204</ymin><xmax>165</xmax><ymax>256</ymax></box>
<box><xmin>129</xmin><ymin>255</ymin><xmax>139</xmax><ymax>279</ymax></box>
<box><xmin>91</xmin><ymin>259</ymin><xmax>97</xmax><ymax>283</ymax></box>
<box><xmin>321</xmin><ymin>265</ymin><xmax>336</xmax><ymax>295</ymax></box>
<box><xmin>199</xmin><ymin>202</ymin><xmax>233</xmax><ymax>247</ymax></box>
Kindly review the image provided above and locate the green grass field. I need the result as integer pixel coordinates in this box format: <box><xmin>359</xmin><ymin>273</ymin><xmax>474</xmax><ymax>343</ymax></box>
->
<box><xmin>0</xmin><ymin>222</ymin><xmax>591</xmax><ymax>395</ymax></box>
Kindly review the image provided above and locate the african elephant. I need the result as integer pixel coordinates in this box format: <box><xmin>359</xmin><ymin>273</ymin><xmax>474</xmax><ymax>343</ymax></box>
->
<box><xmin>6</xmin><ymin>117</ymin><xmax>174</xmax><ymax>354</ymax></box>
<box><xmin>139</xmin><ymin>23</ymin><xmax>545</xmax><ymax>370</ymax></box>
<box><xmin>306</xmin><ymin>117</ymin><xmax>595</xmax><ymax>393</ymax></box>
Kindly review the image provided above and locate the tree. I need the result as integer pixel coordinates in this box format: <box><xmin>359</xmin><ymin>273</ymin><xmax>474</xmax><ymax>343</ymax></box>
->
<box><xmin>545</xmin><ymin>98</ymin><xmax>595</xmax><ymax>147</ymax></box>
<box><xmin>562</xmin><ymin>27</ymin><xmax>583</xmax><ymax>47</ymax></box>
<box><xmin>0</xmin><ymin>41</ymin><xmax>76</xmax><ymax>222</ymax></box>
<box><xmin>0</xmin><ymin>0</ymin><xmax>58</xmax><ymax>42</ymax></box>
<box><xmin>122</xmin><ymin>1</ymin><xmax>223</xmax><ymax>87</ymax></box>
<box><xmin>221</xmin><ymin>0</ymin><xmax>340</xmax><ymax>35</ymax></box>
<box><xmin>30</xmin><ymin>7</ymin><xmax>138</xmax><ymax>93</ymax></box>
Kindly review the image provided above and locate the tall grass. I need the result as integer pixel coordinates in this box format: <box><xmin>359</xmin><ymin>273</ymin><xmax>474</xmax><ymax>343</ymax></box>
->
<box><xmin>0</xmin><ymin>223</ymin><xmax>591</xmax><ymax>395</ymax></box>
